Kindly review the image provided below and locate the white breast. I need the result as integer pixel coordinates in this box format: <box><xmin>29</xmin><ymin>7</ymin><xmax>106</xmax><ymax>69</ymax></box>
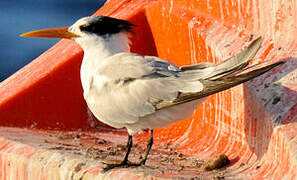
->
<box><xmin>125</xmin><ymin>98</ymin><xmax>207</xmax><ymax>134</ymax></box>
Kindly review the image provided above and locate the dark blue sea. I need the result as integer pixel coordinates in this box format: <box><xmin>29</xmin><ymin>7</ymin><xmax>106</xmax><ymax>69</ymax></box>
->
<box><xmin>0</xmin><ymin>0</ymin><xmax>106</xmax><ymax>81</ymax></box>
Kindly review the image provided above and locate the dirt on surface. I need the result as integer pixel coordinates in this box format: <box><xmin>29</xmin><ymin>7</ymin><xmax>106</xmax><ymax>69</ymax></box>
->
<box><xmin>47</xmin><ymin>131</ymin><xmax>233</xmax><ymax>179</ymax></box>
<box><xmin>0</xmin><ymin>127</ymin><xmax>235</xmax><ymax>179</ymax></box>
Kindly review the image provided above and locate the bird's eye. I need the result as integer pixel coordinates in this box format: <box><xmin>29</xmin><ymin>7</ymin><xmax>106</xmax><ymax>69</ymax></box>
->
<box><xmin>79</xmin><ymin>24</ymin><xmax>96</xmax><ymax>33</ymax></box>
<box><xmin>79</xmin><ymin>25</ymin><xmax>88</xmax><ymax>31</ymax></box>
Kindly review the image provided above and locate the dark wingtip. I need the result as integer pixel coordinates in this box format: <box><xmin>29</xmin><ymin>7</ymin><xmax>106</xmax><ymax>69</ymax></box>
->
<box><xmin>253</xmin><ymin>36</ymin><xmax>263</xmax><ymax>45</ymax></box>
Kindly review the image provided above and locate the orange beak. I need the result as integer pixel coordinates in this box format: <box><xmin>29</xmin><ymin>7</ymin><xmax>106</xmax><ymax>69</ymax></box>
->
<box><xmin>21</xmin><ymin>27</ymin><xmax>80</xmax><ymax>39</ymax></box>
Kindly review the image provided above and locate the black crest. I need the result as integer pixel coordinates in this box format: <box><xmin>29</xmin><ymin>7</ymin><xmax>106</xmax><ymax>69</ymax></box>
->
<box><xmin>79</xmin><ymin>16</ymin><xmax>134</xmax><ymax>36</ymax></box>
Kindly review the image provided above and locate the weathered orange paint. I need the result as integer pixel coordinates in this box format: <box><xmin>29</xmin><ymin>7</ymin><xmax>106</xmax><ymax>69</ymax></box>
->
<box><xmin>0</xmin><ymin>0</ymin><xmax>296</xmax><ymax>179</ymax></box>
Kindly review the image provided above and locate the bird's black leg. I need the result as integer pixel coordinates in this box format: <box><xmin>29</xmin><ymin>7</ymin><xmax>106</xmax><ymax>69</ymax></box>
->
<box><xmin>102</xmin><ymin>134</ymin><xmax>134</xmax><ymax>173</ymax></box>
<box><xmin>102</xmin><ymin>130</ymin><xmax>154</xmax><ymax>173</ymax></box>
<box><xmin>122</xmin><ymin>134</ymin><xmax>133</xmax><ymax>163</ymax></box>
<box><xmin>140</xmin><ymin>129</ymin><xmax>154</xmax><ymax>165</ymax></box>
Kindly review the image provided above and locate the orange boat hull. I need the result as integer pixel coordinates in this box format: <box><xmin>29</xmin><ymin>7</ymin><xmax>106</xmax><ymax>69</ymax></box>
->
<box><xmin>0</xmin><ymin>0</ymin><xmax>296</xmax><ymax>179</ymax></box>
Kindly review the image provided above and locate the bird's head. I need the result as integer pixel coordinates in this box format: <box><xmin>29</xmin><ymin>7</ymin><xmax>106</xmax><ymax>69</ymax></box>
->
<box><xmin>21</xmin><ymin>16</ymin><xmax>134</xmax><ymax>52</ymax></box>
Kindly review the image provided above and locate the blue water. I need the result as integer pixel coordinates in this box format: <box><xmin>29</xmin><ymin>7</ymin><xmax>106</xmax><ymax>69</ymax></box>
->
<box><xmin>0</xmin><ymin>0</ymin><xmax>106</xmax><ymax>81</ymax></box>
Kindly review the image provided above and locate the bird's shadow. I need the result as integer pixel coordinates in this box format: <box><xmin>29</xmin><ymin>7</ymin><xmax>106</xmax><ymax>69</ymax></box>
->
<box><xmin>243</xmin><ymin>57</ymin><xmax>297</xmax><ymax>160</ymax></box>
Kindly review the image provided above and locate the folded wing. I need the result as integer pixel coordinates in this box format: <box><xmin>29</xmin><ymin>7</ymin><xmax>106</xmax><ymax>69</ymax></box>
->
<box><xmin>87</xmin><ymin>37</ymin><xmax>282</xmax><ymax>127</ymax></box>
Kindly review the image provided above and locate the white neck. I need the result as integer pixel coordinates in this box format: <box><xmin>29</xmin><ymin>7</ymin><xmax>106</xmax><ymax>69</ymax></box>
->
<box><xmin>77</xmin><ymin>32</ymin><xmax>130</xmax><ymax>96</ymax></box>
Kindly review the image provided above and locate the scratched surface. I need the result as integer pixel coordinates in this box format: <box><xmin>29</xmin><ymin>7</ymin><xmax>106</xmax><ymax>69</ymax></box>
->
<box><xmin>0</xmin><ymin>0</ymin><xmax>297</xmax><ymax>179</ymax></box>
<box><xmin>0</xmin><ymin>127</ymin><xmax>235</xmax><ymax>179</ymax></box>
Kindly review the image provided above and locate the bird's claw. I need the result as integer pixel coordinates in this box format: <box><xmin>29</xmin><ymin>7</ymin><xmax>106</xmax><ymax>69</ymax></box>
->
<box><xmin>102</xmin><ymin>161</ymin><xmax>142</xmax><ymax>173</ymax></box>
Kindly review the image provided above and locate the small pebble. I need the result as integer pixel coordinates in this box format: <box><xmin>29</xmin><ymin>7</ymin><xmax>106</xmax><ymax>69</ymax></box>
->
<box><xmin>201</xmin><ymin>154</ymin><xmax>230</xmax><ymax>171</ymax></box>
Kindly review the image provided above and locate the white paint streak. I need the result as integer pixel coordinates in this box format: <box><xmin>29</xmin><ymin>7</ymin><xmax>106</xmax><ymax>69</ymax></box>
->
<box><xmin>169</xmin><ymin>0</ymin><xmax>173</xmax><ymax>17</ymax></box>
<box><xmin>206</xmin><ymin>0</ymin><xmax>213</xmax><ymax>10</ymax></box>
<box><xmin>237</xmin><ymin>0</ymin><xmax>243</xmax><ymax>22</ymax></box>
<box><xmin>188</xmin><ymin>17</ymin><xmax>199</xmax><ymax>65</ymax></box>
<box><xmin>173</xmin><ymin>117</ymin><xmax>195</xmax><ymax>146</ymax></box>
<box><xmin>219</xmin><ymin>0</ymin><xmax>225</xmax><ymax>21</ymax></box>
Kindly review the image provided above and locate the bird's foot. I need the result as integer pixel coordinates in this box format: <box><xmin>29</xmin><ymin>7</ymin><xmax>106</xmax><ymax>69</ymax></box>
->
<box><xmin>102</xmin><ymin>161</ymin><xmax>143</xmax><ymax>173</ymax></box>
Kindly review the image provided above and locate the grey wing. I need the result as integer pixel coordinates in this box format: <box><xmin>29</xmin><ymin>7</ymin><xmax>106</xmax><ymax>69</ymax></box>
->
<box><xmin>155</xmin><ymin>37</ymin><xmax>283</xmax><ymax>109</ymax></box>
<box><xmin>90</xmin><ymin>53</ymin><xmax>204</xmax><ymax>126</ymax></box>
<box><xmin>89</xmin><ymin>37</ymin><xmax>264</xmax><ymax>127</ymax></box>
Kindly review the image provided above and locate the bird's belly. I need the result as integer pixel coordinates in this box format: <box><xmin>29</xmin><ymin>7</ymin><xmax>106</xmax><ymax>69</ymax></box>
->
<box><xmin>126</xmin><ymin>97</ymin><xmax>207</xmax><ymax>134</ymax></box>
<box><xmin>82</xmin><ymin>86</ymin><xmax>121</xmax><ymax>129</ymax></box>
<box><xmin>86</xmin><ymin>99</ymin><xmax>126</xmax><ymax>129</ymax></box>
